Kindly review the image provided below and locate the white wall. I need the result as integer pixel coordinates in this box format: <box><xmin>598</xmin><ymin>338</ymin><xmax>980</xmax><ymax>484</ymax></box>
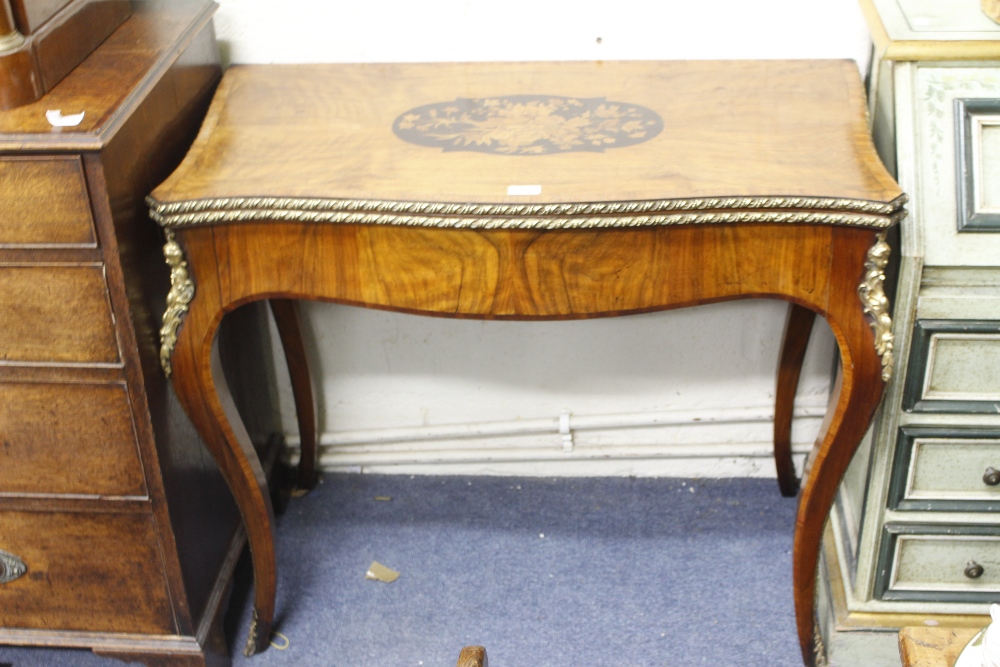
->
<box><xmin>214</xmin><ymin>1</ymin><xmax>871</xmax><ymax>66</ymax></box>
<box><xmin>213</xmin><ymin>0</ymin><xmax>874</xmax><ymax>477</ymax></box>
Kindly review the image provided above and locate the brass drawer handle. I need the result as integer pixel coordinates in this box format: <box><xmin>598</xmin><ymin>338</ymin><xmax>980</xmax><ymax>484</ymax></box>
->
<box><xmin>0</xmin><ymin>549</ymin><xmax>26</xmax><ymax>584</ymax></box>
<box><xmin>984</xmin><ymin>467</ymin><xmax>1000</xmax><ymax>486</ymax></box>
<box><xmin>965</xmin><ymin>560</ymin><xmax>985</xmax><ymax>579</ymax></box>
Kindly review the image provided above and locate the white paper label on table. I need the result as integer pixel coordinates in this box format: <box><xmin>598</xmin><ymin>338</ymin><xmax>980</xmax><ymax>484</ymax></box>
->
<box><xmin>46</xmin><ymin>110</ymin><xmax>85</xmax><ymax>127</ymax></box>
<box><xmin>507</xmin><ymin>185</ymin><xmax>542</xmax><ymax>196</ymax></box>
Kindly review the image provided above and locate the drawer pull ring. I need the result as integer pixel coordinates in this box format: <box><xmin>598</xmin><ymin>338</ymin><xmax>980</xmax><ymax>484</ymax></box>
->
<box><xmin>0</xmin><ymin>549</ymin><xmax>26</xmax><ymax>584</ymax></box>
<box><xmin>984</xmin><ymin>468</ymin><xmax>1000</xmax><ymax>486</ymax></box>
<box><xmin>965</xmin><ymin>560</ymin><xmax>985</xmax><ymax>579</ymax></box>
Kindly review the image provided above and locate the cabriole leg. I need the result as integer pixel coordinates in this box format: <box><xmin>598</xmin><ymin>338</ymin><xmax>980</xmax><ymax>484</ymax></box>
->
<box><xmin>163</xmin><ymin>230</ymin><xmax>278</xmax><ymax>657</ymax></box>
<box><xmin>269</xmin><ymin>298</ymin><xmax>319</xmax><ymax>491</ymax></box>
<box><xmin>773</xmin><ymin>303</ymin><xmax>817</xmax><ymax>497</ymax></box>
<box><xmin>792</xmin><ymin>230</ymin><xmax>892</xmax><ymax>666</ymax></box>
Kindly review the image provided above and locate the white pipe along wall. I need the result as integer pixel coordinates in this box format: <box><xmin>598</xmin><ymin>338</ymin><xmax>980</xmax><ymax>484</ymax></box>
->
<box><xmin>214</xmin><ymin>0</ymin><xmax>873</xmax><ymax>477</ymax></box>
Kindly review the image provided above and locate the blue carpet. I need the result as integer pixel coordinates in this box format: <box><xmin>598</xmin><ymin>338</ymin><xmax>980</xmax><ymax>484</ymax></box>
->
<box><xmin>1</xmin><ymin>475</ymin><xmax>801</xmax><ymax>667</ymax></box>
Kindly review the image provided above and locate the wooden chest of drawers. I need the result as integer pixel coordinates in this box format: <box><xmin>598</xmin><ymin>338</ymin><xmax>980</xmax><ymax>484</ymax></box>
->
<box><xmin>0</xmin><ymin>1</ymin><xmax>280</xmax><ymax>664</ymax></box>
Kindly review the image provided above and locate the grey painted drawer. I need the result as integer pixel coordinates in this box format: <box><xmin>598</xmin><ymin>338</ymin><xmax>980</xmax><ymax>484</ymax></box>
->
<box><xmin>876</xmin><ymin>524</ymin><xmax>1000</xmax><ymax>602</ymax></box>
<box><xmin>889</xmin><ymin>426</ymin><xmax>1000</xmax><ymax>512</ymax></box>
<box><xmin>904</xmin><ymin>320</ymin><xmax>1000</xmax><ymax>413</ymax></box>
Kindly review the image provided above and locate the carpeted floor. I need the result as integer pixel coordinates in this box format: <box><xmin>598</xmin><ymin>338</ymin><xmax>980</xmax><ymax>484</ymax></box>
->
<box><xmin>1</xmin><ymin>475</ymin><xmax>801</xmax><ymax>667</ymax></box>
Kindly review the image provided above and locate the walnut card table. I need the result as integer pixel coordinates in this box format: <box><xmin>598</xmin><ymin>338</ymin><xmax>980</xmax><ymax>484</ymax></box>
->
<box><xmin>147</xmin><ymin>60</ymin><xmax>905</xmax><ymax>666</ymax></box>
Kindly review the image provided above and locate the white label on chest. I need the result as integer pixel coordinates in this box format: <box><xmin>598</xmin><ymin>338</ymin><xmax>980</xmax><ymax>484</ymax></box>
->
<box><xmin>507</xmin><ymin>184</ymin><xmax>542</xmax><ymax>196</ymax></box>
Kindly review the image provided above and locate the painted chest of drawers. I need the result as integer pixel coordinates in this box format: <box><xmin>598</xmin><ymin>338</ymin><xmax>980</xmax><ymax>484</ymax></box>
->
<box><xmin>0</xmin><ymin>2</ymin><xmax>280</xmax><ymax>665</ymax></box>
<box><xmin>820</xmin><ymin>1</ymin><xmax>1000</xmax><ymax>664</ymax></box>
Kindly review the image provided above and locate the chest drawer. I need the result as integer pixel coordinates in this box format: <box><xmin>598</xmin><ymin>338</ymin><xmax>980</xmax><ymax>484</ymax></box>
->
<box><xmin>0</xmin><ymin>265</ymin><xmax>120</xmax><ymax>364</ymax></box>
<box><xmin>905</xmin><ymin>320</ymin><xmax>1000</xmax><ymax>413</ymax></box>
<box><xmin>890</xmin><ymin>426</ymin><xmax>1000</xmax><ymax>511</ymax></box>
<box><xmin>0</xmin><ymin>509</ymin><xmax>174</xmax><ymax>634</ymax></box>
<box><xmin>0</xmin><ymin>157</ymin><xmax>95</xmax><ymax>246</ymax></box>
<box><xmin>876</xmin><ymin>525</ymin><xmax>1000</xmax><ymax>603</ymax></box>
<box><xmin>0</xmin><ymin>382</ymin><xmax>146</xmax><ymax>497</ymax></box>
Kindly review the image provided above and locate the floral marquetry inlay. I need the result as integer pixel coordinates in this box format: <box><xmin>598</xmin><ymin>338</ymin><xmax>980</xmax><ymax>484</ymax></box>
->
<box><xmin>393</xmin><ymin>95</ymin><xmax>663</xmax><ymax>155</ymax></box>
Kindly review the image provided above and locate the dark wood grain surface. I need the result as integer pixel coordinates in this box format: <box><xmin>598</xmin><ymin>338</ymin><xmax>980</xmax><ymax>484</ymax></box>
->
<box><xmin>0</xmin><ymin>382</ymin><xmax>146</xmax><ymax>496</ymax></box>
<box><xmin>773</xmin><ymin>303</ymin><xmax>818</xmax><ymax>497</ymax></box>
<box><xmin>0</xmin><ymin>2</ymin><xmax>271</xmax><ymax>665</ymax></box>
<box><xmin>10</xmin><ymin>0</ymin><xmax>72</xmax><ymax>35</ymax></box>
<box><xmin>0</xmin><ymin>265</ymin><xmax>119</xmax><ymax>363</ymax></box>
<box><xmin>200</xmin><ymin>221</ymin><xmax>843</xmax><ymax>318</ymax></box>
<box><xmin>0</xmin><ymin>0</ymin><xmax>17</xmax><ymax>33</ymax></box>
<box><xmin>0</xmin><ymin>0</ymin><xmax>216</xmax><ymax>144</ymax></box>
<box><xmin>0</xmin><ymin>510</ymin><xmax>174</xmax><ymax>633</ymax></box>
<box><xmin>31</xmin><ymin>0</ymin><xmax>131</xmax><ymax>93</ymax></box>
<box><xmin>0</xmin><ymin>0</ymin><xmax>131</xmax><ymax>110</ymax></box>
<box><xmin>269</xmin><ymin>299</ymin><xmax>318</xmax><ymax>490</ymax></box>
<box><xmin>0</xmin><ymin>156</ymin><xmax>95</xmax><ymax>245</ymax></box>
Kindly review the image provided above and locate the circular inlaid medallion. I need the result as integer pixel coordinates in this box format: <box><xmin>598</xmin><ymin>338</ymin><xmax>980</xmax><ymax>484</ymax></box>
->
<box><xmin>393</xmin><ymin>95</ymin><xmax>663</xmax><ymax>155</ymax></box>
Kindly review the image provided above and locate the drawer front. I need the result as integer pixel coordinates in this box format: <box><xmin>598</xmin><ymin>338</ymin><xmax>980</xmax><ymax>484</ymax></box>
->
<box><xmin>904</xmin><ymin>320</ymin><xmax>1000</xmax><ymax>413</ymax></box>
<box><xmin>0</xmin><ymin>510</ymin><xmax>174</xmax><ymax>634</ymax></box>
<box><xmin>0</xmin><ymin>265</ymin><xmax>120</xmax><ymax>364</ymax></box>
<box><xmin>0</xmin><ymin>382</ymin><xmax>146</xmax><ymax>497</ymax></box>
<box><xmin>0</xmin><ymin>157</ymin><xmax>96</xmax><ymax>246</ymax></box>
<box><xmin>876</xmin><ymin>525</ymin><xmax>1000</xmax><ymax>602</ymax></box>
<box><xmin>889</xmin><ymin>426</ymin><xmax>1000</xmax><ymax>511</ymax></box>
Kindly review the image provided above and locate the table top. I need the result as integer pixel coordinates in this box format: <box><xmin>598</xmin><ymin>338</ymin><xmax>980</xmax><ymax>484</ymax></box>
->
<box><xmin>149</xmin><ymin>60</ymin><xmax>904</xmax><ymax>230</ymax></box>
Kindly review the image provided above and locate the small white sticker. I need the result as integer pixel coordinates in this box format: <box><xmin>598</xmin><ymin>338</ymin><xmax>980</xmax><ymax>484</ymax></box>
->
<box><xmin>46</xmin><ymin>110</ymin><xmax>85</xmax><ymax>127</ymax></box>
<box><xmin>507</xmin><ymin>184</ymin><xmax>542</xmax><ymax>196</ymax></box>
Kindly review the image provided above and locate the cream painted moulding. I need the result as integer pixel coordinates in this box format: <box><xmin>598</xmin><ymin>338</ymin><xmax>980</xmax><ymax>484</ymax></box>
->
<box><xmin>913</xmin><ymin>66</ymin><xmax>1000</xmax><ymax>266</ymax></box>
<box><xmin>860</xmin><ymin>0</ymin><xmax>1000</xmax><ymax>60</ymax></box>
